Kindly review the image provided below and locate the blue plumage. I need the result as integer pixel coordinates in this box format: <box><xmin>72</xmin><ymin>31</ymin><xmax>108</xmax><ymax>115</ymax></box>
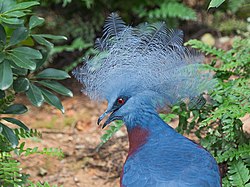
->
<box><xmin>73</xmin><ymin>13</ymin><xmax>221</xmax><ymax>187</ymax></box>
<box><xmin>120</xmin><ymin>105</ymin><xmax>220</xmax><ymax>187</ymax></box>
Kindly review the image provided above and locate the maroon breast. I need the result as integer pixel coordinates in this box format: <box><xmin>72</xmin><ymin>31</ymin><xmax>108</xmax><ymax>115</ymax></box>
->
<box><xmin>128</xmin><ymin>126</ymin><xmax>149</xmax><ymax>156</ymax></box>
<box><xmin>120</xmin><ymin>126</ymin><xmax>149</xmax><ymax>186</ymax></box>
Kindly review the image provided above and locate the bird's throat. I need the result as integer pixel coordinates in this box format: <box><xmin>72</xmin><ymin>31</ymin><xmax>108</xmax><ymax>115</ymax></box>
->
<box><xmin>127</xmin><ymin>126</ymin><xmax>149</xmax><ymax>156</ymax></box>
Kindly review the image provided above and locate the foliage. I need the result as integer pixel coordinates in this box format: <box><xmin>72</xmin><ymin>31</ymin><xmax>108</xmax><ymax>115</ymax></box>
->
<box><xmin>208</xmin><ymin>0</ymin><xmax>226</xmax><ymax>9</ymax></box>
<box><xmin>133</xmin><ymin>0</ymin><xmax>197</xmax><ymax>23</ymax></box>
<box><xmin>0</xmin><ymin>0</ymin><xmax>71</xmax><ymax>186</ymax></box>
<box><xmin>100</xmin><ymin>120</ymin><xmax>123</xmax><ymax>144</ymax></box>
<box><xmin>178</xmin><ymin>37</ymin><xmax>249</xmax><ymax>186</ymax></box>
<box><xmin>37</xmin><ymin>0</ymin><xmax>204</xmax><ymax>73</ymax></box>
<box><xmin>208</xmin><ymin>0</ymin><xmax>249</xmax><ymax>35</ymax></box>
<box><xmin>218</xmin><ymin>18</ymin><xmax>248</xmax><ymax>34</ymax></box>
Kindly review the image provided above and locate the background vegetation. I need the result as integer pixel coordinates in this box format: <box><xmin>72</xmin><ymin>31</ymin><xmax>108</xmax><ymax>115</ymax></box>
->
<box><xmin>0</xmin><ymin>0</ymin><xmax>249</xmax><ymax>186</ymax></box>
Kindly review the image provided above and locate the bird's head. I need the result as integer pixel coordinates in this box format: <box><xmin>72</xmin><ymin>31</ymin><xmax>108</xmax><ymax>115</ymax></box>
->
<box><xmin>97</xmin><ymin>94</ymin><xmax>129</xmax><ymax>128</ymax></box>
<box><xmin>97</xmin><ymin>91</ymin><xmax>161</xmax><ymax>128</ymax></box>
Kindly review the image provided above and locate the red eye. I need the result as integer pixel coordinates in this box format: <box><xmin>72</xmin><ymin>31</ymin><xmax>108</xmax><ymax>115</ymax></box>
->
<box><xmin>118</xmin><ymin>98</ymin><xmax>125</xmax><ymax>104</ymax></box>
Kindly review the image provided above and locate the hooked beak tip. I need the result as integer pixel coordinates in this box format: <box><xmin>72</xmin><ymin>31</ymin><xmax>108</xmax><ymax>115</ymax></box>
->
<box><xmin>102</xmin><ymin>123</ymin><xmax>108</xmax><ymax>129</ymax></box>
<box><xmin>97</xmin><ymin>110</ymin><xmax>108</xmax><ymax>126</ymax></box>
<box><xmin>97</xmin><ymin>118</ymin><xmax>101</xmax><ymax>126</ymax></box>
<box><xmin>97</xmin><ymin>109</ymin><xmax>121</xmax><ymax>129</ymax></box>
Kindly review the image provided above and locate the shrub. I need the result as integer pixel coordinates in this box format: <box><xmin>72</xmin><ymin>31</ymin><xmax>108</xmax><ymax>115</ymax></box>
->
<box><xmin>181</xmin><ymin>37</ymin><xmax>250</xmax><ymax>186</ymax></box>
<box><xmin>0</xmin><ymin>0</ymin><xmax>72</xmax><ymax>186</ymax></box>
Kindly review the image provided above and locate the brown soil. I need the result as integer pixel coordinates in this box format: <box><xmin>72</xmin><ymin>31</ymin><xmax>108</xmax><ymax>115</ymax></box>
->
<box><xmin>15</xmin><ymin>89</ymin><xmax>128</xmax><ymax>187</ymax></box>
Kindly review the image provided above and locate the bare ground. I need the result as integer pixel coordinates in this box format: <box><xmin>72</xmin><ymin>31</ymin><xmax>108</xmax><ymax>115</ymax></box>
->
<box><xmin>15</xmin><ymin>93</ymin><xmax>128</xmax><ymax>187</ymax></box>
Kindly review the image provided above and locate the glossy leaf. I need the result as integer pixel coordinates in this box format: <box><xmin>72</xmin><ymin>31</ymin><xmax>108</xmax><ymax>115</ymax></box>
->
<box><xmin>3</xmin><ymin>104</ymin><xmax>28</xmax><ymax>114</ymax></box>
<box><xmin>0</xmin><ymin>0</ymin><xmax>14</xmax><ymax>13</ymax></box>
<box><xmin>9</xmin><ymin>1</ymin><xmax>40</xmax><ymax>11</ymax></box>
<box><xmin>0</xmin><ymin>24</ymin><xmax>6</xmax><ymax>45</ymax></box>
<box><xmin>36</xmin><ymin>34</ymin><xmax>67</xmax><ymax>41</ymax></box>
<box><xmin>9</xmin><ymin>52</ymin><xmax>36</xmax><ymax>70</ymax></box>
<box><xmin>26</xmin><ymin>83</ymin><xmax>44</xmax><ymax>107</ymax></box>
<box><xmin>0</xmin><ymin>17</ymin><xmax>23</xmax><ymax>25</ymax></box>
<box><xmin>12</xmin><ymin>47</ymin><xmax>42</xmax><ymax>59</ymax></box>
<box><xmin>2</xmin><ymin>117</ymin><xmax>29</xmax><ymax>131</ymax></box>
<box><xmin>12</xmin><ymin>67</ymin><xmax>28</xmax><ymax>76</ymax></box>
<box><xmin>41</xmin><ymin>88</ymin><xmax>64</xmax><ymax>113</ymax></box>
<box><xmin>0</xmin><ymin>122</ymin><xmax>18</xmax><ymax>147</ymax></box>
<box><xmin>0</xmin><ymin>60</ymin><xmax>13</xmax><ymax>90</ymax></box>
<box><xmin>208</xmin><ymin>0</ymin><xmax>225</xmax><ymax>9</ymax></box>
<box><xmin>35</xmin><ymin>50</ymin><xmax>48</xmax><ymax>70</ymax></box>
<box><xmin>32</xmin><ymin>35</ymin><xmax>53</xmax><ymax>49</ymax></box>
<box><xmin>4</xmin><ymin>10</ymin><xmax>26</xmax><ymax>17</ymax></box>
<box><xmin>38</xmin><ymin>80</ymin><xmax>73</xmax><ymax>97</ymax></box>
<box><xmin>13</xmin><ymin>77</ymin><xmax>29</xmax><ymax>92</ymax></box>
<box><xmin>9</xmin><ymin>27</ymin><xmax>29</xmax><ymax>46</ymax></box>
<box><xmin>36</xmin><ymin>68</ymin><xmax>70</xmax><ymax>80</ymax></box>
<box><xmin>29</xmin><ymin>15</ymin><xmax>45</xmax><ymax>29</ymax></box>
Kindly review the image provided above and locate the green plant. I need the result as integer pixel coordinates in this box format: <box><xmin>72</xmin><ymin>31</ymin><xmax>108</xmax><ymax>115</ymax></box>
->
<box><xmin>208</xmin><ymin>0</ymin><xmax>249</xmax><ymax>35</ymax></box>
<box><xmin>178</xmin><ymin>37</ymin><xmax>249</xmax><ymax>186</ymax></box>
<box><xmin>208</xmin><ymin>0</ymin><xmax>226</xmax><ymax>9</ymax></box>
<box><xmin>133</xmin><ymin>0</ymin><xmax>197</xmax><ymax>26</ymax></box>
<box><xmin>0</xmin><ymin>0</ymin><xmax>72</xmax><ymax>186</ymax></box>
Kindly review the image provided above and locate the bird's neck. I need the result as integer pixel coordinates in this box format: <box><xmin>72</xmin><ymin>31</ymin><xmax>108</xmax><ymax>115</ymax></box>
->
<box><xmin>127</xmin><ymin>126</ymin><xmax>149</xmax><ymax>156</ymax></box>
<box><xmin>125</xmin><ymin>111</ymin><xmax>176</xmax><ymax>157</ymax></box>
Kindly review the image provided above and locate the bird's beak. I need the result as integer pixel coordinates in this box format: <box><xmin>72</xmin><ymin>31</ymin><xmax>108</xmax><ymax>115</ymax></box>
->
<box><xmin>97</xmin><ymin>108</ymin><xmax>121</xmax><ymax>129</ymax></box>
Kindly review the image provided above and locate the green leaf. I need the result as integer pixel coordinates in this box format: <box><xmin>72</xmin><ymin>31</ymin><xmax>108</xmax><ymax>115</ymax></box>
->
<box><xmin>0</xmin><ymin>24</ymin><xmax>6</xmax><ymax>45</ymax></box>
<box><xmin>9</xmin><ymin>1</ymin><xmax>40</xmax><ymax>11</ymax></box>
<box><xmin>36</xmin><ymin>68</ymin><xmax>70</xmax><ymax>80</ymax></box>
<box><xmin>0</xmin><ymin>0</ymin><xmax>14</xmax><ymax>13</ymax></box>
<box><xmin>29</xmin><ymin>16</ymin><xmax>45</xmax><ymax>29</ymax></box>
<box><xmin>208</xmin><ymin>0</ymin><xmax>225</xmax><ymax>9</ymax></box>
<box><xmin>9</xmin><ymin>26</ymin><xmax>29</xmax><ymax>46</ymax></box>
<box><xmin>8</xmin><ymin>51</ymin><xmax>36</xmax><ymax>70</ymax></box>
<box><xmin>34</xmin><ymin>34</ymin><xmax>67</xmax><ymax>41</ymax></box>
<box><xmin>41</xmin><ymin>88</ymin><xmax>64</xmax><ymax>113</ymax></box>
<box><xmin>20</xmin><ymin>36</ymin><xmax>35</xmax><ymax>46</ymax></box>
<box><xmin>0</xmin><ymin>122</ymin><xmax>18</xmax><ymax>147</ymax></box>
<box><xmin>0</xmin><ymin>59</ymin><xmax>13</xmax><ymax>90</ymax></box>
<box><xmin>32</xmin><ymin>35</ymin><xmax>54</xmax><ymax>49</ymax></box>
<box><xmin>3</xmin><ymin>104</ymin><xmax>28</xmax><ymax>114</ymax></box>
<box><xmin>0</xmin><ymin>17</ymin><xmax>23</xmax><ymax>25</ymax></box>
<box><xmin>4</xmin><ymin>10</ymin><xmax>26</xmax><ymax>17</ymax></box>
<box><xmin>2</xmin><ymin>117</ymin><xmax>29</xmax><ymax>131</ymax></box>
<box><xmin>228</xmin><ymin>160</ymin><xmax>250</xmax><ymax>186</ymax></box>
<box><xmin>11</xmin><ymin>47</ymin><xmax>42</xmax><ymax>59</ymax></box>
<box><xmin>38</xmin><ymin>80</ymin><xmax>73</xmax><ymax>97</ymax></box>
<box><xmin>245</xmin><ymin>183</ymin><xmax>250</xmax><ymax>187</ymax></box>
<box><xmin>12</xmin><ymin>67</ymin><xmax>28</xmax><ymax>76</ymax></box>
<box><xmin>35</xmin><ymin>50</ymin><xmax>48</xmax><ymax>70</ymax></box>
<box><xmin>13</xmin><ymin>77</ymin><xmax>29</xmax><ymax>92</ymax></box>
<box><xmin>26</xmin><ymin>83</ymin><xmax>44</xmax><ymax>107</ymax></box>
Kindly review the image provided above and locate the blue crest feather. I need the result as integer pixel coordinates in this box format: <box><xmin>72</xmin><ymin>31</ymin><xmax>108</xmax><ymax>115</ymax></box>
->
<box><xmin>73</xmin><ymin>13</ymin><xmax>216</xmax><ymax>107</ymax></box>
